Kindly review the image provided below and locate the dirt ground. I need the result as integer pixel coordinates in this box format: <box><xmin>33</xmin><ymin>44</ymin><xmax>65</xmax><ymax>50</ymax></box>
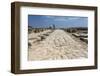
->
<box><xmin>28</xmin><ymin>29</ymin><xmax>88</xmax><ymax>61</ymax></box>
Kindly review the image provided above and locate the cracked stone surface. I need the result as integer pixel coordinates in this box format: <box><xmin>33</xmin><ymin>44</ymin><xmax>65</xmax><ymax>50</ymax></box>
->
<box><xmin>28</xmin><ymin>29</ymin><xmax>88</xmax><ymax>61</ymax></box>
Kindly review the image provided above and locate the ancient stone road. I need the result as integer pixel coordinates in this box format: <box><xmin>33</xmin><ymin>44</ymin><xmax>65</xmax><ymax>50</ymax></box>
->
<box><xmin>28</xmin><ymin>29</ymin><xmax>88</xmax><ymax>61</ymax></box>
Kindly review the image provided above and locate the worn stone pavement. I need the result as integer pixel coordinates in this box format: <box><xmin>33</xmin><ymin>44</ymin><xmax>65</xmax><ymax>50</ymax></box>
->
<box><xmin>28</xmin><ymin>29</ymin><xmax>88</xmax><ymax>61</ymax></box>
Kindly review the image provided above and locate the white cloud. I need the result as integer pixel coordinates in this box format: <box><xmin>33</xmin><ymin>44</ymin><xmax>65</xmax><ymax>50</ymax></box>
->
<box><xmin>54</xmin><ymin>18</ymin><xmax>67</xmax><ymax>21</ymax></box>
<box><xmin>67</xmin><ymin>17</ymin><xmax>80</xmax><ymax>20</ymax></box>
<box><xmin>44</xmin><ymin>16</ymin><xmax>55</xmax><ymax>18</ymax></box>
<box><xmin>54</xmin><ymin>17</ymin><xmax>80</xmax><ymax>21</ymax></box>
<box><xmin>45</xmin><ymin>15</ymin><xmax>81</xmax><ymax>21</ymax></box>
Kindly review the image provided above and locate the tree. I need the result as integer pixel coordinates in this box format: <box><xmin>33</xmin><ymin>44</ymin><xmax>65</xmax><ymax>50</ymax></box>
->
<box><xmin>52</xmin><ymin>24</ymin><xmax>55</xmax><ymax>29</ymax></box>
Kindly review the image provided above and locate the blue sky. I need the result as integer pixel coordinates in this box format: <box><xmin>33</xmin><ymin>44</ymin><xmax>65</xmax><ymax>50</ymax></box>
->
<box><xmin>28</xmin><ymin>15</ymin><xmax>88</xmax><ymax>28</ymax></box>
